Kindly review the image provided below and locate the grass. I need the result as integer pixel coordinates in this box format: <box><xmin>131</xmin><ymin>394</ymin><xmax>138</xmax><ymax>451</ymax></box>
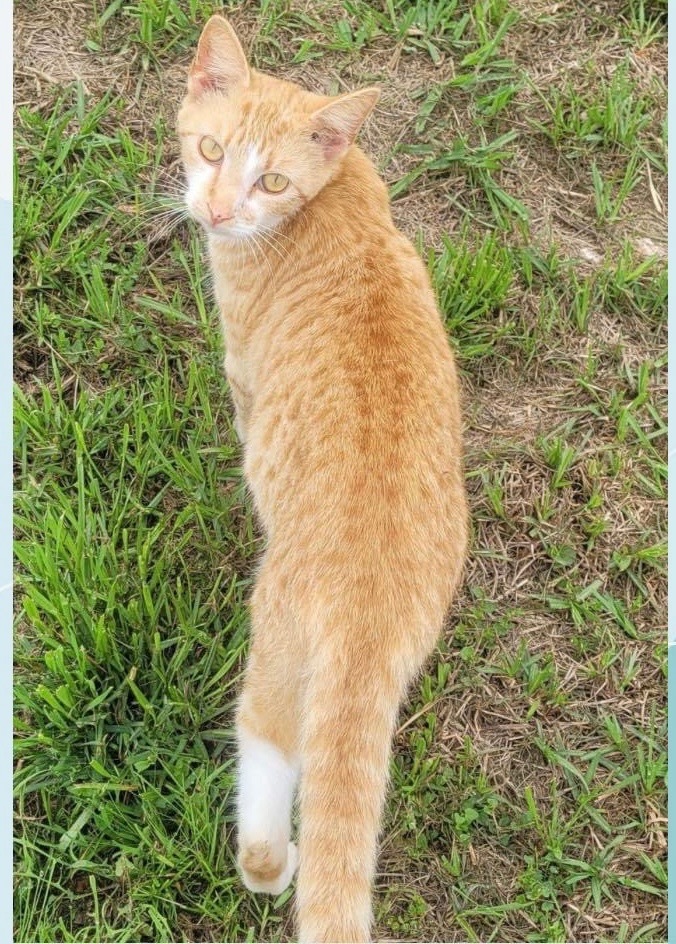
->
<box><xmin>527</xmin><ymin>61</ymin><xmax>654</xmax><ymax>156</ymax></box>
<box><xmin>14</xmin><ymin>0</ymin><xmax>666</xmax><ymax>941</ymax></box>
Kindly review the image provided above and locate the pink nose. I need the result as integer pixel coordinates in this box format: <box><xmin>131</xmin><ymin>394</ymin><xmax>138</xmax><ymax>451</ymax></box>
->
<box><xmin>208</xmin><ymin>204</ymin><xmax>234</xmax><ymax>226</ymax></box>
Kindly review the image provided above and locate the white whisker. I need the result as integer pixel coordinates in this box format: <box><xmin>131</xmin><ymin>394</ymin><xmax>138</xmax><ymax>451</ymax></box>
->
<box><xmin>254</xmin><ymin>237</ymin><xmax>274</xmax><ymax>276</ymax></box>
<box><xmin>255</xmin><ymin>229</ymin><xmax>288</xmax><ymax>263</ymax></box>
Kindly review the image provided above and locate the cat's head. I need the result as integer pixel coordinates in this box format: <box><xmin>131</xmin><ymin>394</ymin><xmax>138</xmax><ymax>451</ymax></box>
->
<box><xmin>177</xmin><ymin>16</ymin><xmax>379</xmax><ymax>242</ymax></box>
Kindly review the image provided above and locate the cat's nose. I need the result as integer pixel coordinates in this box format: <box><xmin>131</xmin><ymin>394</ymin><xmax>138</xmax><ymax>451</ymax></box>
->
<box><xmin>208</xmin><ymin>203</ymin><xmax>234</xmax><ymax>226</ymax></box>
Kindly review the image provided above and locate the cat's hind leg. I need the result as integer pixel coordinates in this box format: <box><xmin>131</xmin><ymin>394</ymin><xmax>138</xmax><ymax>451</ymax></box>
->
<box><xmin>236</xmin><ymin>728</ymin><xmax>299</xmax><ymax>895</ymax></box>
<box><xmin>236</xmin><ymin>562</ymin><xmax>301</xmax><ymax>896</ymax></box>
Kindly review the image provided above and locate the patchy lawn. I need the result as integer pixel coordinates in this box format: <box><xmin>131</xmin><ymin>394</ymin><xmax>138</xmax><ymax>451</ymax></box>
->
<box><xmin>14</xmin><ymin>1</ymin><xmax>667</xmax><ymax>941</ymax></box>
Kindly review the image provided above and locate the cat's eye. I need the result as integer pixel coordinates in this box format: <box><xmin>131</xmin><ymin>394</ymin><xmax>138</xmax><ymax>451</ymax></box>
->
<box><xmin>258</xmin><ymin>173</ymin><xmax>289</xmax><ymax>194</ymax></box>
<box><xmin>199</xmin><ymin>136</ymin><xmax>224</xmax><ymax>163</ymax></box>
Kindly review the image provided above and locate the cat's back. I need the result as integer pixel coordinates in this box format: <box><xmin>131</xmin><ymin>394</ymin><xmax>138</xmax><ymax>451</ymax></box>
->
<box><xmin>245</xmin><ymin>148</ymin><xmax>466</xmax><ymax>561</ymax></box>
<box><xmin>254</xmin><ymin>146</ymin><xmax>458</xmax><ymax>420</ymax></box>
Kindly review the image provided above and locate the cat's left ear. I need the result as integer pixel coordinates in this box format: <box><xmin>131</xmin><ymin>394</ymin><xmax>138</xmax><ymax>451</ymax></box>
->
<box><xmin>310</xmin><ymin>88</ymin><xmax>380</xmax><ymax>159</ymax></box>
<box><xmin>188</xmin><ymin>15</ymin><xmax>250</xmax><ymax>97</ymax></box>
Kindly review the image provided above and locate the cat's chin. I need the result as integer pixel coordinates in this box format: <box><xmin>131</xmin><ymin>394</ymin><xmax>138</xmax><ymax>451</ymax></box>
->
<box><xmin>202</xmin><ymin>224</ymin><xmax>248</xmax><ymax>243</ymax></box>
<box><xmin>204</xmin><ymin>223</ymin><xmax>283</xmax><ymax>249</ymax></box>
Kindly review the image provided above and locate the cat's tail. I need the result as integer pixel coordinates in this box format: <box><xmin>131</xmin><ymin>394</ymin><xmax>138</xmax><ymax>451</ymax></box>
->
<box><xmin>295</xmin><ymin>618</ymin><xmax>414</xmax><ymax>944</ymax></box>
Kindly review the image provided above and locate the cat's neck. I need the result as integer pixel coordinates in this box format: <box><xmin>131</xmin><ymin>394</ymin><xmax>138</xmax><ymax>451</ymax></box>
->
<box><xmin>312</xmin><ymin>147</ymin><xmax>392</xmax><ymax>235</ymax></box>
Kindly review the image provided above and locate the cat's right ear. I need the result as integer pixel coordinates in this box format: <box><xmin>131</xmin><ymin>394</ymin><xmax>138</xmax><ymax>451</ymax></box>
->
<box><xmin>188</xmin><ymin>16</ymin><xmax>250</xmax><ymax>97</ymax></box>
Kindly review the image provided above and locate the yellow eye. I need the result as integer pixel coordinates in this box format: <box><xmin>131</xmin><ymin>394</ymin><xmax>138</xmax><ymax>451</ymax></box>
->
<box><xmin>198</xmin><ymin>136</ymin><xmax>223</xmax><ymax>163</ymax></box>
<box><xmin>258</xmin><ymin>173</ymin><xmax>289</xmax><ymax>194</ymax></box>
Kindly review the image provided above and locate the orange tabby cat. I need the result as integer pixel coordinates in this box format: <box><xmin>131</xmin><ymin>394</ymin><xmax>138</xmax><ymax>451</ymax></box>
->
<box><xmin>178</xmin><ymin>16</ymin><xmax>468</xmax><ymax>943</ymax></box>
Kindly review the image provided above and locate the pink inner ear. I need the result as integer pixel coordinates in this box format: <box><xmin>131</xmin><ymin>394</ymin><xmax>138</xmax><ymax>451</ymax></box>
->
<box><xmin>189</xmin><ymin>69</ymin><xmax>218</xmax><ymax>94</ymax></box>
<box><xmin>313</xmin><ymin>126</ymin><xmax>348</xmax><ymax>160</ymax></box>
<box><xmin>188</xmin><ymin>71</ymin><xmax>216</xmax><ymax>93</ymax></box>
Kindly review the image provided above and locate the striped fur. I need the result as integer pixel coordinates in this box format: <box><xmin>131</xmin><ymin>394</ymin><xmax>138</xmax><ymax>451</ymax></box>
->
<box><xmin>178</xmin><ymin>16</ymin><xmax>468</xmax><ymax>942</ymax></box>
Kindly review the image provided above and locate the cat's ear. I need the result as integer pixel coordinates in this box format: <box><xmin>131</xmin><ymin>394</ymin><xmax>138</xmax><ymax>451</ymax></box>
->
<box><xmin>188</xmin><ymin>15</ymin><xmax>250</xmax><ymax>96</ymax></box>
<box><xmin>310</xmin><ymin>88</ymin><xmax>380</xmax><ymax>159</ymax></box>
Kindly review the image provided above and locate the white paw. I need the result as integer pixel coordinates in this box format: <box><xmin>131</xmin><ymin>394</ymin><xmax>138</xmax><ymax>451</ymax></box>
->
<box><xmin>240</xmin><ymin>841</ymin><xmax>298</xmax><ymax>896</ymax></box>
